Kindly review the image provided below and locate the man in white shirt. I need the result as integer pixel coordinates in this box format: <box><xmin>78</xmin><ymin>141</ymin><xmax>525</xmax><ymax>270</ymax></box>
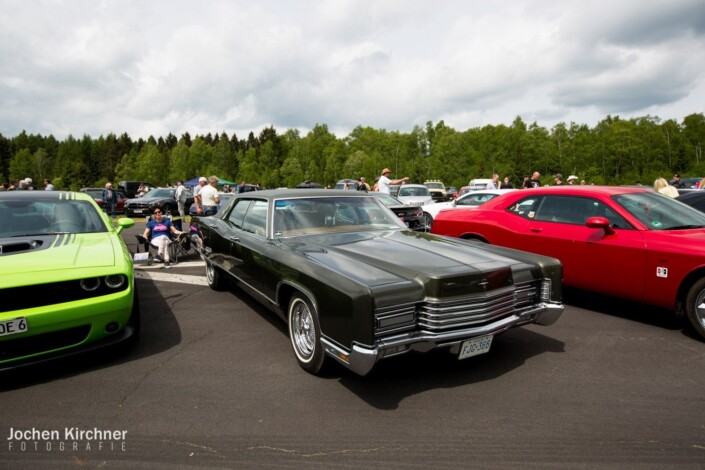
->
<box><xmin>199</xmin><ymin>176</ymin><xmax>221</xmax><ymax>216</ymax></box>
<box><xmin>193</xmin><ymin>177</ymin><xmax>207</xmax><ymax>215</ymax></box>
<box><xmin>377</xmin><ymin>168</ymin><xmax>409</xmax><ymax>194</ymax></box>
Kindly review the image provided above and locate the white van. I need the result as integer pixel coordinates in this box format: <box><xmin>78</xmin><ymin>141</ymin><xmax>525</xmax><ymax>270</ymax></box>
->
<box><xmin>467</xmin><ymin>178</ymin><xmax>492</xmax><ymax>191</ymax></box>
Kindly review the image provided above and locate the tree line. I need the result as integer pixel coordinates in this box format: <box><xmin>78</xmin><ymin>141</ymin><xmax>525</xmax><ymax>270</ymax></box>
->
<box><xmin>1</xmin><ymin>113</ymin><xmax>704</xmax><ymax>191</ymax></box>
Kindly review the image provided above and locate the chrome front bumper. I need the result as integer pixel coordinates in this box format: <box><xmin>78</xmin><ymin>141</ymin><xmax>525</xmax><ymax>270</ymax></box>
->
<box><xmin>321</xmin><ymin>302</ymin><xmax>564</xmax><ymax>376</ymax></box>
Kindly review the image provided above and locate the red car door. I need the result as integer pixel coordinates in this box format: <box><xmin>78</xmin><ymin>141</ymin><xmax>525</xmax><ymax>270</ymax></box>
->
<box><xmin>522</xmin><ymin>195</ymin><xmax>648</xmax><ymax>302</ymax></box>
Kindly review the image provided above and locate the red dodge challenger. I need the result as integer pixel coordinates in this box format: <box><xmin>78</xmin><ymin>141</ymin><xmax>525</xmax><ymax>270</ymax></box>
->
<box><xmin>431</xmin><ymin>185</ymin><xmax>705</xmax><ymax>339</ymax></box>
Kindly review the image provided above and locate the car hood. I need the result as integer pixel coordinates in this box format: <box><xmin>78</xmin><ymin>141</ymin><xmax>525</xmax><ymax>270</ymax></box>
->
<box><xmin>0</xmin><ymin>233</ymin><xmax>117</xmax><ymax>274</ymax></box>
<box><xmin>290</xmin><ymin>230</ymin><xmax>523</xmax><ymax>300</ymax></box>
<box><xmin>127</xmin><ymin>196</ymin><xmax>167</xmax><ymax>204</ymax></box>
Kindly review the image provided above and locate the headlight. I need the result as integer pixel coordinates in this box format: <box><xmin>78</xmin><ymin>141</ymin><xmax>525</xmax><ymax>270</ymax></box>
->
<box><xmin>80</xmin><ymin>278</ymin><xmax>100</xmax><ymax>291</ymax></box>
<box><xmin>105</xmin><ymin>275</ymin><xmax>126</xmax><ymax>289</ymax></box>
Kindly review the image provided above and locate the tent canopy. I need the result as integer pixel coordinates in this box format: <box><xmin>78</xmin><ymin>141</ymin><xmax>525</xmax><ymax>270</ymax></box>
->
<box><xmin>183</xmin><ymin>176</ymin><xmax>238</xmax><ymax>188</ymax></box>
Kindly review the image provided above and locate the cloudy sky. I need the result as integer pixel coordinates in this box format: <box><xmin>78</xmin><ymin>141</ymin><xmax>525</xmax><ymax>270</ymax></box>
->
<box><xmin>1</xmin><ymin>0</ymin><xmax>704</xmax><ymax>140</ymax></box>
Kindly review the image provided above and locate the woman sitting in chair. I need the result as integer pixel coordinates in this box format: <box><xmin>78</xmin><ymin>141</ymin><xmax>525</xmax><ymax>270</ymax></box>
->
<box><xmin>143</xmin><ymin>208</ymin><xmax>182</xmax><ymax>268</ymax></box>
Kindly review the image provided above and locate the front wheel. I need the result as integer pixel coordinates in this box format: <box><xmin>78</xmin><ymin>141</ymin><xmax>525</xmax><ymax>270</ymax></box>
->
<box><xmin>205</xmin><ymin>259</ymin><xmax>227</xmax><ymax>291</ymax></box>
<box><xmin>288</xmin><ymin>294</ymin><xmax>325</xmax><ymax>374</ymax></box>
<box><xmin>685</xmin><ymin>278</ymin><xmax>705</xmax><ymax>340</ymax></box>
<box><xmin>423</xmin><ymin>212</ymin><xmax>433</xmax><ymax>228</ymax></box>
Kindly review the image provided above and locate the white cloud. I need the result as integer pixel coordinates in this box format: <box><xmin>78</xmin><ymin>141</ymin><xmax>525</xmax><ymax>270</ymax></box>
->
<box><xmin>0</xmin><ymin>0</ymin><xmax>703</xmax><ymax>139</ymax></box>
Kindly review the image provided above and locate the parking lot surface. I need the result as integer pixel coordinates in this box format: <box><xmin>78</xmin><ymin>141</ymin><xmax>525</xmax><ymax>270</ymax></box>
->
<box><xmin>1</xmin><ymin>220</ymin><xmax>704</xmax><ymax>468</ymax></box>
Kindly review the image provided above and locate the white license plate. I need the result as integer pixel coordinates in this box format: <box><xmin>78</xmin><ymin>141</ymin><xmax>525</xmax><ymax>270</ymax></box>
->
<box><xmin>0</xmin><ymin>317</ymin><xmax>28</xmax><ymax>337</ymax></box>
<box><xmin>133</xmin><ymin>209</ymin><xmax>143</xmax><ymax>214</ymax></box>
<box><xmin>459</xmin><ymin>334</ymin><xmax>493</xmax><ymax>360</ymax></box>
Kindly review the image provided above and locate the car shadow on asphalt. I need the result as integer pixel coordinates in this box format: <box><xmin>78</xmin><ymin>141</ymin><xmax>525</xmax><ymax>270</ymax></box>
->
<box><xmin>562</xmin><ymin>287</ymin><xmax>693</xmax><ymax>336</ymax></box>
<box><xmin>0</xmin><ymin>278</ymin><xmax>182</xmax><ymax>391</ymax></box>
<box><xmin>335</xmin><ymin>328</ymin><xmax>565</xmax><ymax>410</ymax></box>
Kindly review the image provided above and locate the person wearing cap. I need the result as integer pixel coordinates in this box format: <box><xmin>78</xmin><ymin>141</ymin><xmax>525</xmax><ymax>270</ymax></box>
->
<box><xmin>553</xmin><ymin>173</ymin><xmax>564</xmax><ymax>185</ymax></box>
<box><xmin>567</xmin><ymin>175</ymin><xmax>578</xmax><ymax>185</ymax></box>
<box><xmin>378</xmin><ymin>168</ymin><xmax>409</xmax><ymax>194</ymax></box>
<box><xmin>671</xmin><ymin>173</ymin><xmax>685</xmax><ymax>188</ymax></box>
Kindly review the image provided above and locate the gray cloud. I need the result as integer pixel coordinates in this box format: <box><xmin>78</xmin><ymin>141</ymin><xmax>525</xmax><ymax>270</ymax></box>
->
<box><xmin>0</xmin><ymin>0</ymin><xmax>703</xmax><ymax>139</ymax></box>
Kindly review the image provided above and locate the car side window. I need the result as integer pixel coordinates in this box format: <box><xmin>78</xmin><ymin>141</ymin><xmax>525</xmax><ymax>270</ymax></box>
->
<box><xmin>533</xmin><ymin>195</ymin><xmax>631</xmax><ymax>228</ymax></box>
<box><xmin>508</xmin><ymin>197</ymin><xmax>541</xmax><ymax>220</ymax></box>
<box><xmin>242</xmin><ymin>200</ymin><xmax>268</xmax><ymax>236</ymax></box>
<box><xmin>227</xmin><ymin>200</ymin><xmax>251</xmax><ymax>229</ymax></box>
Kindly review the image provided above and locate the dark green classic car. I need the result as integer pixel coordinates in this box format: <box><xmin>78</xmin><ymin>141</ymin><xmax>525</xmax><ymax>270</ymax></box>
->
<box><xmin>196</xmin><ymin>189</ymin><xmax>564</xmax><ymax>376</ymax></box>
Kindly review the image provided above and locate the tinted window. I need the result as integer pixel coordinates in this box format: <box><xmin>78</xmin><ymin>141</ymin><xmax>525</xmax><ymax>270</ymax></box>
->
<box><xmin>227</xmin><ymin>199</ymin><xmax>251</xmax><ymax>229</ymax></box>
<box><xmin>533</xmin><ymin>195</ymin><xmax>630</xmax><ymax>228</ymax></box>
<box><xmin>241</xmin><ymin>200</ymin><xmax>268</xmax><ymax>236</ymax></box>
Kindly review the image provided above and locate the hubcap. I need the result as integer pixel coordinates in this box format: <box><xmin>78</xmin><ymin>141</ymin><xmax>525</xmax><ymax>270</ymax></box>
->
<box><xmin>291</xmin><ymin>300</ymin><xmax>315</xmax><ymax>359</ymax></box>
<box><xmin>206</xmin><ymin>262</ymin><xmax>214</xmax><ymax>284</ymax></box>
<box><xmin>695</xmin><ymin>290</ymin><xmax>705</xmax><ymax>327</ymax></box>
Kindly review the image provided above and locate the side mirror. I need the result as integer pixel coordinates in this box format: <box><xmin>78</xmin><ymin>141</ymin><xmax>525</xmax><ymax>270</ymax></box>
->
<box><xmin>586</xmin><ymin>216</ymin><xmax>615</xmax><ymax>235</ymax></box>
<box><xmin>116</xmin><ymin>217</ymin><xmax>135</xmax><ymax>234</ymax></box>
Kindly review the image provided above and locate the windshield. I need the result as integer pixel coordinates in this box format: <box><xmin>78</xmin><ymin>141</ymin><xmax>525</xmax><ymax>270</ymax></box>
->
<box><xmin>613</xmin><ymin>192</ymin><xmax>705</xmax><ymax>230</ymax></box>
<box><xmin>398</xmin><ymin>186</ymin><xmax>430</xmax><ymax>197</ymax></box>
<box><xmin>0</xmin><ymin>199</ymin><xmax>108</xmax><ymax>237</ymax></box>
<box><xmin>142</xmin><ymin>188</ymin><xmax>175</xmax><ymax>198</ymax></box>
<box><xmin>273</xmin><ymin>196</ymin><xmax>405</xmax><ymax>237</ymax></box>
<box><xmin>424</xmin><ymin>182</ymin><xmax>444</xmax><ymax>189</ymax></box>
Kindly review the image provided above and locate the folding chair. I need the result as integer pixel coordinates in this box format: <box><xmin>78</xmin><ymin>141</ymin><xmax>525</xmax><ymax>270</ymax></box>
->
<box><xmin>134</xmin><ymin>215</ymin><xmax>182</xmax><ymax>266</ymax></box>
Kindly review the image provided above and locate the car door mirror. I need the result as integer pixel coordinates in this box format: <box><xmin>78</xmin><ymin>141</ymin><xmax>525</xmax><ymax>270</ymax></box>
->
<box><xmin>586</xmin><ymin>216</ymin><xmax>615</xmax><ymax>235</ymax></box>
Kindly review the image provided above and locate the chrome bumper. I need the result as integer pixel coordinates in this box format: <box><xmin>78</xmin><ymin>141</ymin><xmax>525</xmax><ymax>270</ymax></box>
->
<box><xmin>321</xmin><ymin>302</ymin><xmax>563</xmax><ymax>376</ymax></box>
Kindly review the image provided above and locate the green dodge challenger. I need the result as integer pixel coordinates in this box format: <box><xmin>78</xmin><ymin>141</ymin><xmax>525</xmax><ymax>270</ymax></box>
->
<box><xmin>0</xmin><ymin>191</ymin><xmax>139</xmax><ymax>371</ymax></box>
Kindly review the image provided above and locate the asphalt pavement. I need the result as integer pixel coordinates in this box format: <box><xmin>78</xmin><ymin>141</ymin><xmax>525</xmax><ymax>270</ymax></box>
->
<box><xmin>1</xmin><ymin>220</ymin><xmax>704</xmax><ymax>468</ymax></box>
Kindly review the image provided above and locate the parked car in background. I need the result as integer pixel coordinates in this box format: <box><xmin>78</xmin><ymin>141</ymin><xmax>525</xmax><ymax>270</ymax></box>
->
<box><xmin>423</xmin><ymin>189</ymin><xmax>516</xmax><ymax>228</ymax></box>
<box><xmin>0</xmin><ymin>191</ymin><xmax>138</xmax><ymax>371</ymax></box>
<box><xmin>447</xmin><ymin>186</ymin><xmax>459</xmax><ymax>199</ymax></box>
<box><xmin>189</xmin><ymin>193</ymin><xmax>235</xmax><ymax>216</ymax></box>
<box><xmin>388</xmin><ymin>184</ymin><xmax>400</xmax><ymax>197</ymax></box>
<box><xmin>125</xmin><ymin>187</ymin><xmax>193</xmax><ymax>217</ymax></box>
<box><xmin>423</xmin><ymin>180</ymin><xmax>450</xmax><ymax>202</ymax></box>
<box><xmin>396</xmin><ymin>184</ymin><xmax>433</xmax><ymax>206</ymax></box>
<box><xmin>80</xmin><ymin>187</ymin><xmax>129</xmax><ymax>214</ymax></box>
<box><xmin>431</xmin><ymin>185</ymin><xmax>705</xmax><ymax>340</ymax></box>
<box><xmin>118</xmin><ymin>181</ymin><xmax>157</xmax><ymax>198</ymax></box>
<box><xmin>677</xmin><ymin>177</ymin><xmax>703</xmax><ymax>189</ymax></box>
<box><xmin>370</xmin><ymin>192</ymin><xmax>427</xmax><ymax>231</ymax></box>
<box><xmin>677</xmin><ymin>191</ymin><xmax>705</xmax><ymax>213</ymax></box>
<box><xmin>334</xmin><ymin>179</ymin><xmax>359</xmax><ymax>190</ymax></box>
<box><xmin>467</xmin><ymin>179</ymin><xmax>493</xmax><ymax>191</ymax></box>
<box><xmin>196</xmin><ymin>189</ymin><xmax>564</xmax><ymax>376</ymax></box>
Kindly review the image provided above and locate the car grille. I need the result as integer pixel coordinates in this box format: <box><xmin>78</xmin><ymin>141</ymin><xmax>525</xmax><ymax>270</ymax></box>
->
<box><xmin>0</xmin><ymin>325</ymin><xmax>91</xmax><ymax>361</ymax></box>
<box><xmin>0</xmin><ymin>278</ymin><xmax>129</xmax><ymax>313</ymax></box>
<box><xmin>375</xmin><ymin>280</ymin><xmax>543</xmax><ymax>336</ymax></box>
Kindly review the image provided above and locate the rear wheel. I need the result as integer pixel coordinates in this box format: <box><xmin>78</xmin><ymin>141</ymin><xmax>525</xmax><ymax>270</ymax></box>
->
<box><xmin>685</xmin><ymin>278</ymin><xmax>705</xmax><ymax>340</ymax></box>
<box><xmin>205</xmin><ymin>259</ymin><xmax>227</xmax><ymax>291</ymax></box>
<box><xmin>288</xmin><ymin>294</ymin><xmax>325</xmax><ymax>374</ymax></box>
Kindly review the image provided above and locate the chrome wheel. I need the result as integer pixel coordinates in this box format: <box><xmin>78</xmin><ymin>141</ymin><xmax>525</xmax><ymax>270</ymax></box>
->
<box><xmin>290</xmin><ymin>298</ymin><xmax>315</xmax><ymax>360</ymax></box>
<box><xmin>205</xmin><ymin>259</ymin><xmax>226</xmax><ymax>291</ymax></box>
<box><xmin>288</xmin><ymin>294</ymin><xmax>325</xmax><ymax>373</ymax></box>
<box><xmin>685</xmin><ymin>278</ymin><xmax>705</xmax><ymax>340</ymax></box>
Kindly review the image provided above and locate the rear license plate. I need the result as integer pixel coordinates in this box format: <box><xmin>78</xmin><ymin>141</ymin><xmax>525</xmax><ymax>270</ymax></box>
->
<box><xmin>459</xmin><ymin>335</ymin><xmax>493</xmax><ymax>360</ymax></box>
<box><xmin>0</xmin><ymin>317</ymin><xmax>28</xmax><ymax>337</ymax></box>
<box><xmin>133</xmin><ymin>209</ymin><xmax>142</xmax><ymax>214</ymax></box>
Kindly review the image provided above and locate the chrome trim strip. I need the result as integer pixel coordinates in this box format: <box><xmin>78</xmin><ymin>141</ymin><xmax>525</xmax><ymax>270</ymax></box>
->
<box><xmin>322</xmin><ymin>302</ymin><xmax>564</xmax><ymax>376</ymax></box>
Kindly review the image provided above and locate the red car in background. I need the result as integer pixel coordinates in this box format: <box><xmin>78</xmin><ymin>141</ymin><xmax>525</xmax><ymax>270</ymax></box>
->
<box><xmin>80</xmin><ymin>187</ymin><xmax>129</xmax><ymax>214</ymax></box>
<box><xmin>431</xmin><ymin>186</ymin><xmax>705</xmax><ymax>339</ymax></box>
